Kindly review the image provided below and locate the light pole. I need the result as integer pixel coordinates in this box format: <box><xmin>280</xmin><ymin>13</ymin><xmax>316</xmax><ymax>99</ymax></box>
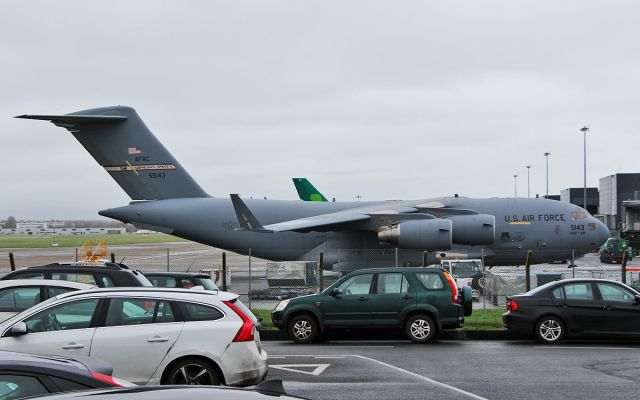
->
<box><xmin>526</xmin><ymin>165</ymin><xmax>531</xmax><ymax>198</ymax></box>
<box><xmin>579</xmin><ymin>126</ymin><xmax>589</xmax><ymax>209</ymax></box>
<box><xmin>544</xmin><ymin>152</ymin><xmax>550</xmax><ymax>197</ymax></box>
<box><xmin>513</xmin><ymin>174</ymin><xmax>518</xmax><ymax>197</ymax></box>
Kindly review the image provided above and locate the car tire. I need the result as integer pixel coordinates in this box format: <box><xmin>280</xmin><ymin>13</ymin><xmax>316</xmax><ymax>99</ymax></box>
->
<box><xmin>164</xmin><ymin>358</ymin><xmax>221</xmax><ymax>385</ymax></box>
<box><xmin>405</xmin><ymin>314</ymin><xmax>436</xmax><ymax>343</ymax></box>
<box><xmin>534</xmin><ymin>316</ymin><xmax>565</xmax><ymax>344</ymax></box>
<box><xmin>288</xmin><ymin>314</ymin><xmax>319</xmax><ymax>344</ymax></box>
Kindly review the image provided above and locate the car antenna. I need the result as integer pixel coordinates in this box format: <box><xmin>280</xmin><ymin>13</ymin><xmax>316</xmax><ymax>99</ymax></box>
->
<box><xmin>186</xmin><ymin>257</ymin><xmax>198</xmax><ymax>272</ymax></box>
<box><xmin>119</xmin><ymin>257</ymin><xmax>126</xmax><ymax>263</ymax></box>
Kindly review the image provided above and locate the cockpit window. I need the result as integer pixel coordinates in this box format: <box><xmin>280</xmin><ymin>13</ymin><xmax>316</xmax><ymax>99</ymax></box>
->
<box><xmin>571</xmin><ymin>211</ymin><xmax>586</xmax><ymax>220</ymax></box>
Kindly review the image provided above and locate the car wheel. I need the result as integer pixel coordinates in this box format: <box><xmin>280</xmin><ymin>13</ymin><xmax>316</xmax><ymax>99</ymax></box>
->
<box><xmin>535</xmin><ymin>316</ymin><xmax>565</xmax><ymax>344</ymax></box>
<box><xmin>288</xmin><ymin>315</ymin><xmax>319</xmax><ymax>344</ymax></box>
<box><xmin>165</xmin><ymin>358</ymin><xmax>221</xmax><ymax>385</ymax></box>
<box><xmin>405</xmin><ymin>314</ymin><xmax>436</xmax><ymax>343</ymax></box>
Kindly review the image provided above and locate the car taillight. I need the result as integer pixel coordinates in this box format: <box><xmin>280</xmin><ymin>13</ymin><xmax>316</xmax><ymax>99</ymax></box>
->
<box><xmin>443</xmin><ymin>271</ymin><xmax>459</xmax><ymax>304</ymax></box>
<box><xmin>91</xmin><ymin>371</ymin><xmax>123</xmax><ymax>387</ymax></box>
<box><xmin>224</xmin><ymin>300</ymin><xmax>255</xmax><ymax>342</ymax></box>
<box><xmin>506</xmin><ymin>299</ymin><xmax>518</xmax><ymax>312</ymax></box>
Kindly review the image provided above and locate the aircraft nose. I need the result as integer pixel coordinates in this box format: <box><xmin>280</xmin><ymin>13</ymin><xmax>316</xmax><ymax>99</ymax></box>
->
<box><xmin>595</xmin><ymin>219</ymin><xmax>609</xmax><ymax>245</ymax></box>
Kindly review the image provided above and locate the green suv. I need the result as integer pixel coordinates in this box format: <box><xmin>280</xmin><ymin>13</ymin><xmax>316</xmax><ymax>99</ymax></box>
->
<box><xmin>271</xmin><ymin>267</ymin><xmax>472</xmax><ymax>343</ymax></box>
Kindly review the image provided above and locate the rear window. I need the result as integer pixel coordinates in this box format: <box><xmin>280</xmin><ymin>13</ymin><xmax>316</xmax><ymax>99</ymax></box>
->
<box><xmin>178</xmin><ymin>302</ymin><xmax>224</xmax><ymax>321</ymax></box>
<box><xmin>414</xmin><ymin>272</ymin><xmax>445</xmax><ymax>290</ymax></box>
<box><xmin>133</xmin><ymin>272</ymin><xmax>154</xmax><ymax>287</ymax></box>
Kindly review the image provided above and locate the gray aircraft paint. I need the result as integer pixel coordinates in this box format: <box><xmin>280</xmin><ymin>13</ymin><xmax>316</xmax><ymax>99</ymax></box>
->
<box><xmin>17</xmin><ymin>106</ymin><xmax>610</xmax><ymax>271</ymax></box>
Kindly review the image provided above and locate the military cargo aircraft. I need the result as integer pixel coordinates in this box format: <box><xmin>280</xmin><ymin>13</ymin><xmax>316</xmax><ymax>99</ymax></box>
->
<box><xmin>18</xmin><ymin>106</ymin><xmax>610</xmax><ymax>272</ymax></box>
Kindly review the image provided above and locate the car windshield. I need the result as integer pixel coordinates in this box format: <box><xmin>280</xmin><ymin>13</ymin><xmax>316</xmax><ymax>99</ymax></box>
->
<box><xmin>0</xmin><ymin>295</ymin><xmax>59</xmax><ymax>327</ymax></box>
<box><xmin>195</xmin><ymin>278</ymin><xmax>218</xmax><ymax>291</ymax></box>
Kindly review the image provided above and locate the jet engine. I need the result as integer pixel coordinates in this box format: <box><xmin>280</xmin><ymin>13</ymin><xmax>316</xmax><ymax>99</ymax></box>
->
<box><xmin>448</xmin><ymin>214</ymin><xmax>495</xmax><ymax>245</ymax></box>
<box><xmin>378</xmin><ymin>219</ymin><xmax>452</xmax><ymax>250</ymax></box>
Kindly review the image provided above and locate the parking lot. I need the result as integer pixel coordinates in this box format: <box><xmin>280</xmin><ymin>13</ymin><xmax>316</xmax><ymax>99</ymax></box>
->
<box><xmin>263</xmin><ymin>340</ymin><xmax>640</xmax><ymax>400</ymax></box>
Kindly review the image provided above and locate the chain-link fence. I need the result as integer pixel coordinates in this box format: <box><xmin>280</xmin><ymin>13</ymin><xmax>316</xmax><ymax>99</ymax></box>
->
<box><xmin>2</xmin><ymin>245</ymin><xmax>637</xmax><ymax>312</ymax></box>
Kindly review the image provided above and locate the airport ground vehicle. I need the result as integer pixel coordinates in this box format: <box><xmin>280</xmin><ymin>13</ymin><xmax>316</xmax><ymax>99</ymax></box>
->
<box><xmin>0</xmin><ymin>351</ymin><xmax>131</xmax><ymax>399</ymax></box>
<box><xmin>0</xmin><ymin>280</ymin><xmax>94</xmax><ymax>322</ymax></box>
<box><xmin>503</xmin><ymin>279</ymin><xmax>640</xmax><ymax>344</ymax></box>
<box><xmin>1</xmin><ymin>262</ymin><xmax>153</xmax><ymax>287</ymax></box>
<box><xmin>0</xmin><ymin>288</ymin><xmax>267</xmax><ymax>386</ymax></box>
<box><xmin>272</xmin><ymin>267</ymin><xmax>472</xmax><ymax>344</ymax></box>
<box><xmin>440</xmin><ymin>259</ymin><xmax>483</xmax><ymax>299</ymax></box>
<box><xmin>29</xmin><ymin>381</ymin><xmax>307</xmax><ymax>400</ymax></box>
<box><xmin>599</xmin><ymin>238</ymin><xmax>633</xmax><ymax>263</ymax></box>
<box><xmin>143</xmin><ymin>272</ymin><xmax>218</xmax><ymax>290</ymax></box>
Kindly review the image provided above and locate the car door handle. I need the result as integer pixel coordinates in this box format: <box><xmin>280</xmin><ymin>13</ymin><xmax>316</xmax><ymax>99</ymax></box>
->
<box><xmin>401</xmin><ymin>295</ymin><xmax>414</xmax><ymax>300</ymax></box>
<box><xmin>357</xmin><ymin>297</ymin><xmax>368</xmax><ymax>301</ymax></box>
<box><xmin>147</xmin><ymin>336</ymin><xmax>169</xmax><ymax>343</ymax></box>
<box><xmin>603</xmin><ymin>305</ymin><xmax>613</xmax><ymax>310</ymax></box>
<box><xmin>62</xmin><ymin>342</ymin><xmax>84</xmax><ymax>349</ymax></box>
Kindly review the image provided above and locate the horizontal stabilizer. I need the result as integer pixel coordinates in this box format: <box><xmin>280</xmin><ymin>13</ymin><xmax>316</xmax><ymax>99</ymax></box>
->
<box><xmin>16</xmin><ymin>114</ymin><xmax>128</xmax><ymax>125</ymax></box>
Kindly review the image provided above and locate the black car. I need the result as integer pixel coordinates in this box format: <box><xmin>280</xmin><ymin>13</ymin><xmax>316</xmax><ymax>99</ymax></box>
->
<box><xmin>0</xmin><ymin>351</ymin><xmax>128</xmax><ymax>399</ymax></box>
<box><xmin>1</xmin><ymin>262</ymin><xmax>153</xmax><ymax>288</ymax></box>
<box><xmin>503</xmin><ymin>278</ymin><xmax>640</xmax><ymax>344</ymax></box>
<box><xmin>142</xmin><ymin>272</ymin><xmax>218</xmax><ymax>290</ymax></box>
<box><xmin>26</xmin><ymin>381</ymin><xmax>305</xmax><ymax>400</ymax></box>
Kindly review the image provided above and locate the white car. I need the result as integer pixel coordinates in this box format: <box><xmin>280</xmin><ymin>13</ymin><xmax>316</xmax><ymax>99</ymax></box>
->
<box><xmin>0</xmin><ymin>288</ymin><xmax>267</xmax><ymax>386</ymax></box>
<box><xmin>0</xmin><ymin>279</ymin><xmax>94</xmax><ymax>322</ymax></box>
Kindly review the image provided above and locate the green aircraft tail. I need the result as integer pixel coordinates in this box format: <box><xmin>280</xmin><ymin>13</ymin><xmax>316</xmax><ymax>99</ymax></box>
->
<box><xmin>293</xmin><ymin>178</ymin><xmax>328</xmax><ymax>202</ymax></box>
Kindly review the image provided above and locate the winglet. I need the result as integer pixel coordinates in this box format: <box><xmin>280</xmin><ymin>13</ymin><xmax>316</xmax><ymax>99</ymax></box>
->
<box><xmin>230</xmin><ymin>194</ymin><xmax>273</xmax><ymax>232</ymax></box>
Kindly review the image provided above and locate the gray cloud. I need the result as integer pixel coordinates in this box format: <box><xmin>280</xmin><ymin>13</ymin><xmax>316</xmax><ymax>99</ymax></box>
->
<box><xmin>2</xmin><ymin>0</ymin><xmax>639</xmax><ymax>219</ymax></box>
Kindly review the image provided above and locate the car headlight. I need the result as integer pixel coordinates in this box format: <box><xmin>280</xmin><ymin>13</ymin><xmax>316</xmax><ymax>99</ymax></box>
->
<box><xmin>274</xmin><ymin>299</ymin><xmax>290</xmax><ymax>312</ymax></box>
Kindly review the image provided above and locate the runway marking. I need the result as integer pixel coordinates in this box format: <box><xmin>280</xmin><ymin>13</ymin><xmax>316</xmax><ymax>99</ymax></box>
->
<box><xmin>270</xmin><ymin>364</ymin><xmax>330</xmax><ymax>376</ymax></box>
<box><xmin>270</xmin><ymin>354</ymin><xmax>488</xmax><ymax>400</ymax></box>
<box><xmin>314</xmin><ymin>356</ymin><xmax>345</xmax><ymax>359</ymax></box>
<box><xmin>269</xmin><ymin>356</ymin><xmax>287</xmax><ymax>359</ymax></box>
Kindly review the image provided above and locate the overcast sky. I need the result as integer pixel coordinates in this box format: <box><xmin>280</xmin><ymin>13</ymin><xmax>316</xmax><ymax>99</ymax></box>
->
<box><xmin>2</xmin><ymin>1</ymin><xmax>639</xmax><ymax>220</ymax></box>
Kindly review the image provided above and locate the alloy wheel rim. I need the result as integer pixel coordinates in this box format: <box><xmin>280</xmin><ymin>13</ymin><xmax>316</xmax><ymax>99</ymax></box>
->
<box><xmin>294</xmin><ymin>320</ymin><xmax>311</xmax><ymax>339</ymax></box>
<box><xmin>410</xmin><ymin>319</ymin><xmax>431</xmax><ymax>339</ymax></box>
<box><xmin>171</xmin><ymin>364</ymin><xmax>214</xmax><ymax>385</ymax></box>
<box><xmin>540</xmin><ymin>320</ymin><xmax>562</xmax><ymax>341</ymax></box>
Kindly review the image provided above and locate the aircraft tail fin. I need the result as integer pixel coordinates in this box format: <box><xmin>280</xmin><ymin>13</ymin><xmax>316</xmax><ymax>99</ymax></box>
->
<box><xmin>17</xmin><ymin>106</ymin><xmax>209</xmax><ymax>200</ymax></box>
<box><xmin>293</xmin><ymin>178</ymin><xmax>328</xmax><ymax>202</ymax></box>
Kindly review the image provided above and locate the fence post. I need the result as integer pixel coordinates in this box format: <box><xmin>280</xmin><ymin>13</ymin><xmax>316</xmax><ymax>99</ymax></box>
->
<box><xmin>248</xmin><ymin>248</ymin><xmax>252</xmax><ymax>309</ymax></box>
<box><xmin>75</xmin><ymin>248</ymin><xmax>78</xmax><ymax>262</ymax></box>
<box><xmin>318</xmin><ymin>252</ymin><xmax>324</xmax><ymax>293</ymax></box>
<box><xmin>110</xmin><ymin>253</ymin><xmax>115</xmax><ymax>263</ymax></box>
<box><xmin>621</xmin><ymin>249</ymin><xmax>628</xmax><ymax>284</ymax></box>
<box><xmin>166</xmin><ymin>248</ymin><xmax>170</xmax><ymax>272</ymax></box>
<box><xmin>9</xmin><ymin>253</ymin><xmax>15</xmax><ymax>271</ymax></box>
<box><xmin>422</xmin><ymin>251</ymin><xmax>428</xmax><ymax>267</ymax></box>
<box><xmin>221</xmin><ymin>252</ymin><xmax>227</xmax><ymax>291</ymax></box>
<box><xmin>525</xmin><ymin>250</ymin><xmax>533</xmax><ymax>292</ymax></box>
<box><xmin>395</xmin><ymin>248</ymin><xmax>398</xmax><ymax>267</ymax></box>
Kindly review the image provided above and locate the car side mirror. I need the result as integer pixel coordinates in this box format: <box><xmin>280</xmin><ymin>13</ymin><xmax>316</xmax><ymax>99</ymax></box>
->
<box><xmin>5</xmin><ymin>322</ymin><xmax>27</xmax><ymax>337</ymax></box>
<box><xmin>634</xmin><ymin>295</ymin><xmax>640</xmax><ymax>305</ymax></box>
<box><xmin>330</xmin><ymin>288</ymin><xmax>342</xmax><ymax>297</ymax></box>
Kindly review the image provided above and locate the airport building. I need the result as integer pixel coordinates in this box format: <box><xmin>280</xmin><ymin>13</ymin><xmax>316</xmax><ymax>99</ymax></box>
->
<box><xmin>559</xmin><ymin>187</ymin><xmax>599</xmax><ymax>215</ymax></box>
<box><xmin>599</xmin><ymin>173</ymin><xmax>640</xmax><ymax>231</ymax></box>
<box><xmin>1</xmin><ymin>223</ymin><xmax>126</xmax><ymax>236</ymax></box>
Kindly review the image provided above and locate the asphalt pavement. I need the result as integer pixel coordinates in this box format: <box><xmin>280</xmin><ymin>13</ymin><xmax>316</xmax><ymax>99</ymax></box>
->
<box><xmin>263</xmin><ymin>339</ymin><xmax>640</xmax><ymax>400</ymax></box>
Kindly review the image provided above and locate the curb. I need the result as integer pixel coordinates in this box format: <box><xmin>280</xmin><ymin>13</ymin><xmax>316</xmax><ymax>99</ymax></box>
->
<box><xmin>259</xmin><ymin>329</ymin><xmax>511</xmax><ymax>341</ymax></box>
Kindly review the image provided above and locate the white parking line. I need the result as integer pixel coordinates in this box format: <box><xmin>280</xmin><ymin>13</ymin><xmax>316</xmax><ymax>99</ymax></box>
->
<box><xmin>270</xmin><ymin>354</ymin><xmax>488</xmax><ymax>400</ymax></box>
<box><xmin>535</xmin><ymin>346</ymin><xmax>639</xmax><ymax>350</ymax></box>
<box><xmin>353</xmin><ymin>355</ymin><xmax>489</xmax><ymax>400</ymax></box>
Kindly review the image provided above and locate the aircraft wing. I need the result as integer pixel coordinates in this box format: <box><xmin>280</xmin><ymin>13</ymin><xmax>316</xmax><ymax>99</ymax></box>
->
<box><xmin>230</xmin><ymin>194</ymin><xmax>448</xmax><ymax>233</ymax></box>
